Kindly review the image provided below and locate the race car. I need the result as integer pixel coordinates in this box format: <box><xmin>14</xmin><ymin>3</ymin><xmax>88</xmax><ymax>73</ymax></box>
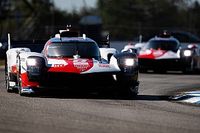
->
<box><xmin>138</xmin><ymin>33</ymin><xmax>200</xmax><ymax>73</ymax></box>
<box><xmin>5</xmin><ymin>30</ymin><xmax>139</xmax><ymax>97</ymax></box>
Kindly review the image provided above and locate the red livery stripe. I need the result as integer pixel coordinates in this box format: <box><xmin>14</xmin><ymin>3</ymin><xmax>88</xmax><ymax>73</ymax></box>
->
<box><xmin>47</xmin><ymin>58</ymin><xmax>94</xmax><ymax>74</ymax></box>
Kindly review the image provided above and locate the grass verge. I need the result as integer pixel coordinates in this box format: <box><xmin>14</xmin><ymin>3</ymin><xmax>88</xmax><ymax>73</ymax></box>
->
<box><xmin>0</xmin><ymin>59</ymin><xmax>5</xmax><ymax>66</ymax></box>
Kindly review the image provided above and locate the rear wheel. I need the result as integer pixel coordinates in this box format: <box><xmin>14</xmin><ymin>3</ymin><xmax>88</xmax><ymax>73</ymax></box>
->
<box><xmin>5</xmin><ymin>75</ymin><xmax>13</xmax><ymax>93</ymax></box>
<box><xmin>5</xmin><ymin>59</ymin><xmax>12</xmax><ymax>92</ymax></box>
<box><xmin>5</xmin><ymin>64</ymin><xmax>14</xmax><ymax>93</ymax></box>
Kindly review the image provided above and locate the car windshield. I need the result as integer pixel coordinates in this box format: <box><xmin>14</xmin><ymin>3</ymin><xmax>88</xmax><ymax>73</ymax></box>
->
<box><xmin>47</xmin><ymin>42</ymin><xmax>100</xmax><ymax>60</ymax></box>
<box><xmin>145</xmin><ymin>40</ymin><xmax>179</xmax><ymax>52</ymax></box>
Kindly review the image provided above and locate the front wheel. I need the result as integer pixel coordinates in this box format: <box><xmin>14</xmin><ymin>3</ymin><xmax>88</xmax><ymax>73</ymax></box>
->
<box><xmin>118</xmin><ymin>82</ymin><xmax>139</xmax><ymax>99</ymax></box>
<box><xmin>154</xmin><ymin>69</ymin><xmax>166</xmax><ymax>74</ymax></box>
<box><xmin>17</xmin><ymin>73</ymin><xmax>35</xmax><ymax>96</ymax></box>
<box><xmin>139</xmin><ymin>68</ymin><xmax>147</xmax><ymax>73</ymax></box>
<box><xmin>17</xmin><ymin>73</ymin><xmax>27</xmax><ymax>96</ymax></box>
<box><xmin>182</xmin><ymin>58</ymin><xmax>195</xmax><ymax>74</ymax></box>
<box><xmin>17</xmin><ymin>75</ymin><xmax>23</xmax><ymax>96</ymax></box>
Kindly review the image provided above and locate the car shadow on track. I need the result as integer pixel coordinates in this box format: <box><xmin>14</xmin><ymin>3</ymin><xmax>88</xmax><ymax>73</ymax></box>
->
<box><xmin>31</xmin><ymin>90</ymin><xmax>171</xmax><ymax>101</ymax></box>
<box><xmin>140</xmin><ymin>70</ymin><xmax>200</xmax><ymax>75</ymax></box>
<box><xmin>135</xmin><ymin>95</ymin><xmax>170</xmax><ymax>101</ymax></box>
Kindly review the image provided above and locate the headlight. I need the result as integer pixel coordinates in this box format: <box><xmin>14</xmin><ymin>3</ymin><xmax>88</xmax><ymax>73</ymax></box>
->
<box><xmin>125</xmin><ymin>58</ymin><xmax>135</xmax><ymax>66</ymax></box>
<box><xmin>27</xmin><ymin>58</ymin><xmax>37</xmax><ymax>66</ymax></box>
<box><xmin>183</xmin><ymin>50</ymin><xmax>192</xmax><ymax>57</ymax></box>
<box><xmin>146</xmin><ymin>49</ymin><xmax>152</xmax><ymax>55</ymax></box>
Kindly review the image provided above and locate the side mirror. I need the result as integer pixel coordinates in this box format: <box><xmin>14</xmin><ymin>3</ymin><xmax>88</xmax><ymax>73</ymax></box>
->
<box><xmin>106</xmin><ymin>34</ymin><xmax>110</xmax><ymax>45</ymax></box>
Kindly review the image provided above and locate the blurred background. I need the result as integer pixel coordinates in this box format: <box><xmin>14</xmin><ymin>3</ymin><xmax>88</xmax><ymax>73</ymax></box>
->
<box><xmin>1</xmin><ymin>0</ymin><xmax>200</xmax><ymax>42</ymax></box>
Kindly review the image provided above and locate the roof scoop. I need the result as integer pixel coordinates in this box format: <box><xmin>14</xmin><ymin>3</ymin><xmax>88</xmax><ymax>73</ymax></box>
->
<box><xmin>55</xmin><ymin>26</ymin><xmax>80</xmax><ymax>38</ymax></box>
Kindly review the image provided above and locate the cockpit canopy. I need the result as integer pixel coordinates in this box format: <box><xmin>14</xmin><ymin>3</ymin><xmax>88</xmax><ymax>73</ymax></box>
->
<box><xmin>47</xmin><ymin>41</ymin><xmax>101</xmax><ymax>60</ymax></box>
<box><xmin>145</xmin><ymin>40</ymin><xmax>180</xmax><ymax>52</ymax></box>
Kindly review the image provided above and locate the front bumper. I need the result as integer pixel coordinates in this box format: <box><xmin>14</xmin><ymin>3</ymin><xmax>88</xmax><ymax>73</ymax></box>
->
<box><xmin>25</xmin><ymin>71</ymin><xmax>139</xmax><ymax>91</ymax></box>
<box><xmin>40</xmin><ymin>72</ymin><xmax>117</xmax><ymax>88</ymax></box>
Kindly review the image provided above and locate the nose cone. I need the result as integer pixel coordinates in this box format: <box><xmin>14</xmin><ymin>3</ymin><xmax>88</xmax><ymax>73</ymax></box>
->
<box><xmin>47</xmin><ymin>58</ymin><xmax>94</xmax><ymax>73</ymax></box>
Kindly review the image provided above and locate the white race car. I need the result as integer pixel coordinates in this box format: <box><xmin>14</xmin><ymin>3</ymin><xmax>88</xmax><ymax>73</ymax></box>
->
<box><xmin>5</xmin><ymin>29</ymin><xmax>139</xmax><ymax>97</ymax></box>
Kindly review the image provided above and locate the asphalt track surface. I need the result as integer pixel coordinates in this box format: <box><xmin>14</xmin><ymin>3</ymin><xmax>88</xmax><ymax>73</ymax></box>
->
<box><xmin>0</xmin><ymin>67</ymin><xmax>200</xmax><ymax>133</ymax></box>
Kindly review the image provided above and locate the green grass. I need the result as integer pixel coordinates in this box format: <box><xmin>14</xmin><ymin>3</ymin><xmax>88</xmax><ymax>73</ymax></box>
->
<box><xmin>0</xmin><ymin>59</ymin><xmax>5</xmax><ymax>66</ymax></box>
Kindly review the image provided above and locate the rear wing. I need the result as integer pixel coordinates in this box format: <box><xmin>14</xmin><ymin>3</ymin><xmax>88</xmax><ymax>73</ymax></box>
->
<box><xmin>0</xmin><ymin>34</ymin><xmax>46</xmax><ymax>59</ymax></box>
<box><xmin>10</xmin><ymin>40</ymin><xmax>46</xmax><ymax>52</ymax></box>
<box><xmin>7</xmin><ymin>33</ymin><xmax>46</xmax><ymax>52</ymax></box>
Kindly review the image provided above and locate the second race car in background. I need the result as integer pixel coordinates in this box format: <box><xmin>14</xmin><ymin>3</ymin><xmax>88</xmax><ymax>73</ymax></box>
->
<box><xmin>138</xmin><ymin>32</ymin><xmax>200</xmax><ymax>73</ymax></box>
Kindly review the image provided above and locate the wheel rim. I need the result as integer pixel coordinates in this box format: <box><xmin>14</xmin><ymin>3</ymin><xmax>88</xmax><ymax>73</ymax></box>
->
<box><xmin>6</xmin><ymin>78</ymin><xmax>9</xmax><ymax>91</ymax></box>
<box><xmin>191</xmin><ymin>58</ymin><xmax>194</xmax><ymax>71</ymax></box>
<box><xmin>130</xmin><ymin>85</ymin><xmax>138</xmax><ymax>95</ymax></box>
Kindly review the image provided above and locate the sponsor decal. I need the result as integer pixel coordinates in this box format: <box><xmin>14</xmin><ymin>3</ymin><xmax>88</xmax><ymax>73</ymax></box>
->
<box><xmin>48</xmin><ymin>59</ymin><xmax>68</xmax><ymax>67</ymax></box>
<box><xmin>47</xmin><ymin>58</ymin><xmax>93</xmax><ymax>73</ymax></box>
<box><xmin>52</xmin><ymin>64</ymin><xmax>65</xmax><ymax>67</ymax></box>
<box><xmin>73</xmin><ymin>59</ymin><xmax>90</xmax><ymax>72</ymax></box>
<box><xmin>11</xmin><ymin>65</ymin><xmax>17</xmax><ymax>73</ymax></box>
<box><xmin>156</xmin><ymin>51</ymin><xmax>179</xmax><ymax>59</ymax></box>
<box><xmin>153</xmin><ymin>50</ymin><xmax>165</xmax><ymax>57</ymax></box>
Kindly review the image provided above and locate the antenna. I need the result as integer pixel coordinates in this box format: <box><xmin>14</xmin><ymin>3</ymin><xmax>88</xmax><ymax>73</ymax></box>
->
<box><xmin>66</xmin><ymin>25</ymin><xmax>71</xmax><ymax>31</ymax></box>
<box><xmin>66</xmin><ymin>25</ymin><xmax>71</xmax><ymax>28</ymax></box>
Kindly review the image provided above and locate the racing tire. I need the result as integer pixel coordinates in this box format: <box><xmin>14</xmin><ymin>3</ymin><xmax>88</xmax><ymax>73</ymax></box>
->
<box><xmin>17</xmin><ymin>74</ymin><xmax>36</xmax><ymax>97</ymax></box>
<box><xmin>182</xmin><ymin>58</ymin><xmax>195</xmax><ymax>74</ymax></box>
<box><xmin>154</xmin><ymin>69</ymin><xmax>166</xmax><ymax>74</ymax></box>
<box><xmin>118</xmin><ymin>83</ymin><xmax>139</xmax><ymax>99</ymax></box>
<box><xmin>17</xmin><ymin>73</ymin><xmax>26</xmax><ymax>96</ymax></box>
<box><xmin>5</xmin><ymin>59</ymin><xmax>12</xmax><ymax>92</ymax></box>
<box><xmin>139</xmin><ymin>68</ymin><xmax>147</xmax><ymax>73</ymax></box>
<box><xmin>17</xmin><ymin>76</ymin><xmax>23</xmax><ymax>96</ymax></box>
<box><xmin>5</xmin><ymin>67</ymin><xmax>13</xmax><ymax>93</ymax></box>
<box><xmin>16</xmin><ymin>57</ymin><xmax>26</xmax><ymax>96</ymax></box>
<box><xmin>5</xmin><ymin>75</ymin><xmax>13</xmax><ymax>93</ymax></box>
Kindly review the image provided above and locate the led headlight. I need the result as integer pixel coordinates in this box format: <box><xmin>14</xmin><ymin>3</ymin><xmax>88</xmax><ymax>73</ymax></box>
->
<box><xmin>27</xmin><ymin>58</ymin><xmax>37</xmax><ymax>66</ymax></box>
<box><xmin>146</xmin><ymin>49</ymin><xmax>152</xmax><ymax>55</ymax></box>
<box><xmin>125</xmin><ymin>58</ymin><xmax>135</xmax><ymax>66</ymax></box>
<box><xmin>183</xmin><ymin>50</ymin><xmax>192</xmax><ymax>57</ymax></box>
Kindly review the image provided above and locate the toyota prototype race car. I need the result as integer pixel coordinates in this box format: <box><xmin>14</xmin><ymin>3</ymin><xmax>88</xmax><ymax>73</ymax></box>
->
<box><xmin>138</xmin><ymin>32</ymin><xmax>200</xmax><ymax>73</ymax></box>
<box><xmin>5</xmin><ymin>29</ymin><xmax>139</xmax><ymax>97</ymax></box>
